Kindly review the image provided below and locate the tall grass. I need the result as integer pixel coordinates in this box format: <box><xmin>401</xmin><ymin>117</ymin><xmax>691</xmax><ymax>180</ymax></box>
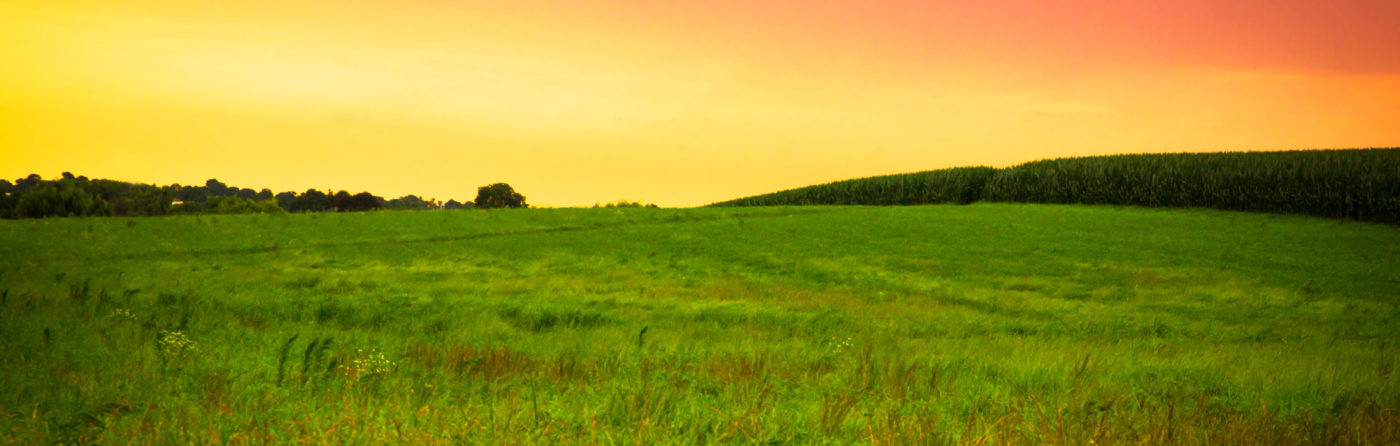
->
<box><xmin>2</xmin><ymin>206</ymin><xmax>1397</xmax><ymax>444</ymax></box>
<box><xmin>711</xmin><ymin>148</ymin><xmax>1400</xmax><ymax>225</ymax></box>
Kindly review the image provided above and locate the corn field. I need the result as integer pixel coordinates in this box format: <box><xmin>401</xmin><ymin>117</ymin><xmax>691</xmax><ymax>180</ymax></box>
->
<box><xmin>711</xmin><ymin>148</ymin><xmax>1400</xmax><ymax>225</ymax></box>
<box><xmin>712</xmin><ymin>167</ymin><xmax>998</xmax><ymax>207</ymax></box>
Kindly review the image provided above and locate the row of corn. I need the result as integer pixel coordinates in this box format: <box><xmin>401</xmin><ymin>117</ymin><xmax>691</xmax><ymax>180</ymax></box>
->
<box><xmin>709</xmin><ymin>148</ymin><xmax>1400</xmax><ymax>225</ymax></box>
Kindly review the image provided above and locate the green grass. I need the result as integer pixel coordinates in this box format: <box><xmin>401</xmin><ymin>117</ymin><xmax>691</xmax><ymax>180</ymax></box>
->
<box><xmin>2</xmin><ymin>205</ymin><xmax>1398</xmax><ymax>444</ymax></box>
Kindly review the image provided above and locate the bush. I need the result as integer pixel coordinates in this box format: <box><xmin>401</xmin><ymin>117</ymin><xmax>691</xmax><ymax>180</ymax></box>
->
<box><xmin>204</xmin><ymin>196</ymin><xmax>285</xmax><ymax>215</ymax></box>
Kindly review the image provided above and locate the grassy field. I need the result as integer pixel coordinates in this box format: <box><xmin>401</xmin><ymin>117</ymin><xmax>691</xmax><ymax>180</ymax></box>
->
<box><xmin>2</xmin><ymin>204</ymin><xmax>1398</xmax><ymax>444</ymax></box>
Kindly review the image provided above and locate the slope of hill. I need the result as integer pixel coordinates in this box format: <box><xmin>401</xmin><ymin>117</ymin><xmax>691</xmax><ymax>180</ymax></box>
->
<box><xmin>710</xmin><ymin>148</ymin><xmax>1400</xmax><ymax>224</ymax></box>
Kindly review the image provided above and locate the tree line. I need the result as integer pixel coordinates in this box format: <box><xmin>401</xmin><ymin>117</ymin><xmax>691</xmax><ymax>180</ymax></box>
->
<box><xmin>0</xmin><ymin>173</ymin><xmax>529</xmax><ymax>219</ymax></box>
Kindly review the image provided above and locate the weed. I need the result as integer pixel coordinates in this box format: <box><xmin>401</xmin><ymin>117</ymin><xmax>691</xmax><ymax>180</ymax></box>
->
<box><xmin>276</xmin><ymin>334</ymin><xmax>299</xmax><ymax>386</ymax></box>
<box><xmin>819</xmin><ymin>392</ymin><xmax>860</xmax><ymax>435</ymax></box>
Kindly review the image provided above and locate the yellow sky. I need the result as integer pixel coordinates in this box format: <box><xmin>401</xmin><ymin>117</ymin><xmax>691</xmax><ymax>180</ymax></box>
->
<box><xmin>3</xmin><ymin>0</ymin><xmax>1399</xmax><ymax>206</ymax></box>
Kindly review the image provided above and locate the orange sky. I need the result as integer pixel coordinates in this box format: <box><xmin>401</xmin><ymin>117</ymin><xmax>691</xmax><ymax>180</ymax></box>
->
<box><xmin>3</xmin><ymin>0</ymin><xmax>1398</xmax><ymax>206</ymax></box>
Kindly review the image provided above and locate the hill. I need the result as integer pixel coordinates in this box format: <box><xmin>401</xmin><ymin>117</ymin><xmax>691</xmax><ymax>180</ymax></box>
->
<box><xmin>710</xmin><ymin>148</ymin><xmax>1400</xmax><ymax>225</ymax></box>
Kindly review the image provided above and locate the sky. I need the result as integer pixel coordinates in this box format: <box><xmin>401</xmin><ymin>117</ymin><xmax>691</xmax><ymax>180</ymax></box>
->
<box><xmin>2</xmin><ymin>0</ymin><xmax>1399</xmax><ymax>207</ymax></box>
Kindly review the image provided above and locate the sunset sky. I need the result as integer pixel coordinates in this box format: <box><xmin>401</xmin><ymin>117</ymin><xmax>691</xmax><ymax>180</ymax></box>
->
<box><xmin>3</xmin><ymin>1</ymin><xmax>1398</xmax><ymax>206</ymax></box>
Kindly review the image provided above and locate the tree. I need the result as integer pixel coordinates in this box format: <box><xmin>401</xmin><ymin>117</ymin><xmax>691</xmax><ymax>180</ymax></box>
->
<box><xmin>385</xmin><ymin>195</ymin><xmax>432</xmax><ymax>210</ymax></box>
<box><xmin>595</xmin><ymin>200</ymin><xmax>658</xmax><ymax>208</ymax></box>
<box><xmin>124</xmin><ymin>185</ymin><xmax>172</xmax><ymax>216</ymax></box>
<box><xmin>474</xmin><ymin>183</ymin><xmax>527</xmax><ymax>209</ymax></box>
<box><xmin>173</xmin><ymin>184</ymin><xmax>207</xmax><ymax>204</ymax></box>
<box><xmin>84</xmin><ymin>180</ymin><xmax>170</xmax><ymax>216</ymax></box>
<box><xmin>275</xmin><ymin>191</ymin><xmax>297</xmax><ymax>210</ymax></box>
<box><xmin>83</xmin><ymin>179</ymin><xmax>129</xmax><ymax>208</ymax></box>
<box><xmin>16</xmin><ymin>180</ymin><xmax>109</xmax><ymax>218</ymax></box>
<box><xmin>205</xmin><ymin>179</ymin><xmax>230</xmax><ymax>197</ymax></box>
<box><xmin>331</xmin><ymin>190</ymin><xmax>352</xmax><ymax>211</ymax></box>
<box><xmin>14</xmin><ymin>174</ymin><xmax>42</xmax><ymax>194</ymax></box>
<box><xmin>0</xmin><ymin>180</ymin><xmax>16</xmax><ymax>219</ymax></box>
<box><xmin>337</xmin><ymin>192</ymin><xmax>383</xmax><ymax>212</ymax></box>
<box><xmin>289</xmin><ymin>189</ymin><xmax>332</xmax><ymax>212</ymax></box>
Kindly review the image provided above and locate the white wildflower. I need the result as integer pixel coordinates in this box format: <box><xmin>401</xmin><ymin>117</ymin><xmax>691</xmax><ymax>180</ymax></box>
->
<box><xmin>826</xmin><ymin>337</ymin><xmax>855</xmax><ymax>355</ymax></box>
<box><xmin>157</xmin><ymin>330</ymin><xmax>197</xmax><ymax>355</ymax></box>
<box><xmin>345</xmin><ymin>348</ymin><xmax>394</xmax><ymax>380</ymax></box>
<box><xmin>108</xmin><ymin>308</ymin><xmax>138</xmax><ymax>322</ymax></box>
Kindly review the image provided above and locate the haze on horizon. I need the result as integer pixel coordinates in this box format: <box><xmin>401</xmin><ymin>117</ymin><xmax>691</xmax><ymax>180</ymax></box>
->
<box><xmin>3</xmin><ymin>0</ymin><xmax>1399</xmax><ymax>207</ymax></box>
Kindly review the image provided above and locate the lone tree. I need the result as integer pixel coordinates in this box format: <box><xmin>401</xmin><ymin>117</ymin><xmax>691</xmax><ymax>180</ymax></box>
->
<box><xmin>336</xmin><ymin>192</ymin><xmax>383</xmax><ymax>212</ymax></box>
<box><xmin>474</xmin><ymin>183</ymin><xmax>527</xmax><ymax>209</ymax></box>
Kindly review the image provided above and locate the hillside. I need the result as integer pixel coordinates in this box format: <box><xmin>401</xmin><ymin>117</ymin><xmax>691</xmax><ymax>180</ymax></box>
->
<box><xmin>710</xmin><ymin>148</ymin><xmax>1400</xmax><ymax>225</ymax></box>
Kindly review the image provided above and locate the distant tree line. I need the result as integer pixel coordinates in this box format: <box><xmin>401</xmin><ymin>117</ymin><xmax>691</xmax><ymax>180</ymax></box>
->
<box><xmin>593</xmin><ymin>200</ymin><xmax>658</xmax><ymax>208</ymax></box>
<box><xmin>0</xmin><ymin>173</ymin><xmax>531</xmax><ymax>219</ymax></box>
